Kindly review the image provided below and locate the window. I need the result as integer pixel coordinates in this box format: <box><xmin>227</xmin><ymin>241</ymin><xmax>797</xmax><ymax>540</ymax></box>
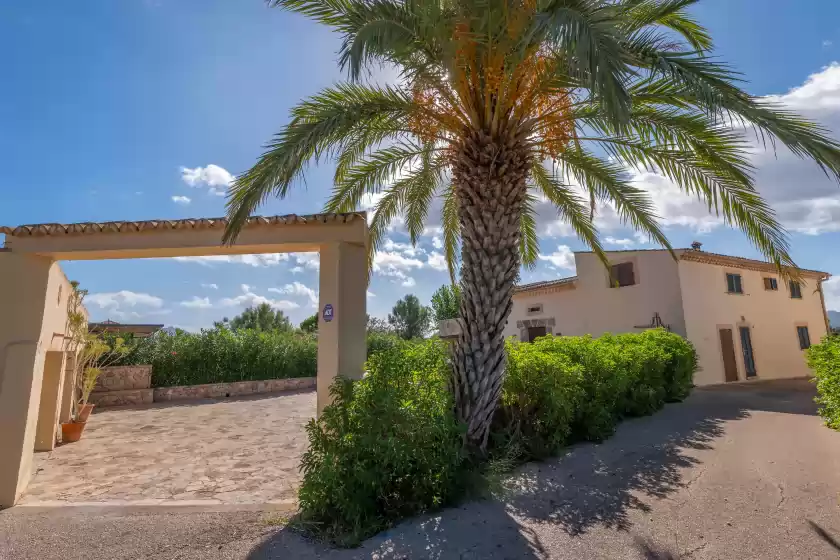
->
<box><xmin>726</xmin><ymin>273</ymin><xmax>743</xmax><ymax>294</ymax></box>
<box><xmin>763</xmin><ymin>277</ymin><xmax>778</xmax><ymax>291</ymax></box>
<box><xmin>790</xmin><ymin>281</ymin><xmax>803</xmax><ymax>299</ymax></box>
<box><xmin>797</xmin><ymin>326</ymin><xmax>811</xmax><ymax>350</ymax></box>
<box><xmin>610</xmin><ymin>262</ymin><xmax>635</xmax><ymax>287</ymax></box>
<box><xmin>526</xmin><ymin>304</ymin><xmax>543</xmax><ymax>315</ymax></box>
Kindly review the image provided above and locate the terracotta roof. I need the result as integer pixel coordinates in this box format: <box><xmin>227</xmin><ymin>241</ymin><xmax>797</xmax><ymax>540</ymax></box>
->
<box><xmin>515</xmin><ymin>276</ymin><xmax>578</xmax><ymax>293</ymax></box>
<box><xmin>0</xmin><ymin>213</ymin><xmax>366</xmax><ymax>238</ymax></box>
<box><xmin>680</xmin><ymin>250</ymin><xmax>829</xmax><ymax>278</ymax></box>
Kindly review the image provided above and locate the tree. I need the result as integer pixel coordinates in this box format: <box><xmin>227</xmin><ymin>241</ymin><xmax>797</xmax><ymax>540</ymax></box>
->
<box><xmin>367</xmin><ymin>314</ymin><xmax>392</xmax><ymax>334</ymax></box>
<box><xmin>223</xmin><ymin>0</ymin><xmax>840</xmax><ymax>451</ymax></box>
<box><xmin>431</xmin><ymin>284</ymin><xmax>461</xmax><ymax>322</ymax></box>
<box><xmin>228</xmin><ymin>303</ymin><xmax>293</xmax><ymax>332</ymax></box>
<box><xmin>388</xmin><ymin>295</ymin><xmax>432</xmax><ymax>340</ymax></box>
<box><xmin>299</xmin><ymin>313</ymin><xmax>319</xmax><ymax>333</ymax></box>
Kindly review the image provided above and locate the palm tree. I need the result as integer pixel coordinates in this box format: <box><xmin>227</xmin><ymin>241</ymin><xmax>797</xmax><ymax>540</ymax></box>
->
<box><xmin>223</xmin><ymin>0</ymin><xmax>840</xmax><ymax>451</ymax></box>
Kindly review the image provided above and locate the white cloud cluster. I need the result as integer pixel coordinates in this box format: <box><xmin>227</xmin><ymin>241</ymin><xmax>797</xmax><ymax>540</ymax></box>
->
<box><xmin>538</xmin><ymin>245</ymin><xmax>576</xmax><ymax>271</ymax></box>
<box><xmin>180</xmin><ymin>296</ymin><xmax>213</xmax><ymax>309</ymax></box>
<box><xmin>269</xmin><ymin>281</ymin><xmax>318</xmax><ymax>307</ymax></box>
<box><xmin>171</xmin><ymin>195</ymin><xmax>191</xmax><ymax>205</ymax></box>
<box><xmin>86</xmin><ymin>290</ymin><xmax>169</xmax><ymax>321</ymax></box>
<box><xmin>87</xmin><ymin>290</ymin><xmax>164</xmax><ymax>309</ymax></box>
<box><xmin>180</xmin><ymin>164</ymin><xmax>234</xmax><ymax>196</ymax></box>
<box><xmin>174</xmin><ymin>253</ymin><xmax>290</xmax><ymax>267</ymax></box>
<box><xmin>219</xmin><ymin>284</ymin><xmax>299</xmax><ymax>311</ymax></box>
<box><xmin>201</xmin><ymin>283</ymin><xmax>219</xmax><ymax>290</ymax></box>
<box><xmin>824</xmin><ymin>276</ymin><xmax>840</xmax><ymax>311</ymax></box>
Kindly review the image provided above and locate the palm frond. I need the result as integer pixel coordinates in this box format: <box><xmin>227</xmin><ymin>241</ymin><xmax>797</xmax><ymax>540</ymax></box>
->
<box><xmin>441</xmin><ymin>183</ymin><xmax>461</xmax><ymax>285</ymax></box>
<box><xmin>520</xmin><ymin>192</ymin><xmax>540</xmax><ymax>270</ymax></box>
<box><xmin>325</xmin><ymin>142</ymin><xmax>436</xmax><ymax>213</ymax></box>
<box><xmin>403</xmin><ymin>145</ymin><xmax>447</xmax><ymax>244</ymax></box>
<box><xmin>530</xmin><ymin>163</ymin><xmax>611</xmax><ymax>270</ymax></box>
<box><xmin>224</xmin><ymin>83</ymin><xmax>414</xmax><ymax>243</ymax></box>
<box><xmin>558</xmin><ymin>147</ymin><xmax>675</xmax><ymax>257</ymax></box>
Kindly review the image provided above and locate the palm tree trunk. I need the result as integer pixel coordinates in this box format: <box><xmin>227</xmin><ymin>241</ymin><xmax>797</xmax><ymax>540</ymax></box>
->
<box><xmin>451</xmin><ymin>130</ymin><xmax>530</xmax><ymax>453</ymax></box>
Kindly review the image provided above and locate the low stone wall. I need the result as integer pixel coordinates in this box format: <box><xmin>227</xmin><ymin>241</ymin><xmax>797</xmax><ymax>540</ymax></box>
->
<box><xmin>89</xmin><ymin>389</ymin><xmax>154</xmax><ymax>407</ymax></box>
<box><xmin>94</xmin><ymin>365</ymin><xmax>152</xmax><ymax>392</ymax></box>
<box><xmin>153</xmin><ymin>377</ymin><xmax>316</xmax><ymax>403</ymax></box>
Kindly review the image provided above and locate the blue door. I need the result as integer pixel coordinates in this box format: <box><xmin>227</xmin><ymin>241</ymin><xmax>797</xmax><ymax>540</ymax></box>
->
<box><xmin>739</xmin><ymin>326</ymin><xmax>757</xmax><ymax>378</ymax></box>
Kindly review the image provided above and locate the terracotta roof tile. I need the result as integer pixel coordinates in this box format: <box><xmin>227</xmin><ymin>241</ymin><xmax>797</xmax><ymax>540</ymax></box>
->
<box><xmin>515</xmin><ymin>276</ymin><xmax>578</xmax><ymax>293</ymax></box>
<box><xmin>0</xmin><ymin>213</ymin><xmax>366</xmax><ymax>238</ymax></box>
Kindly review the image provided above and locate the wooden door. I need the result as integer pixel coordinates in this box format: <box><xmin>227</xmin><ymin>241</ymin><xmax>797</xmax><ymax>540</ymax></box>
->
<box><xmin>719</xmin><ymin>328</ymin><xmax>739</xmax><ymax>382</ymax></box>
<box><xmin>526</xmin><ymin>326</ymin><xmax>547</xmax><ymax>342</ymax></box>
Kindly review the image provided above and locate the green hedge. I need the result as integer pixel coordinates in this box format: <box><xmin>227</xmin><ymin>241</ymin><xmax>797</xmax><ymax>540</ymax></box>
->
<box><xmin>299</xmin><ymin>329</ymin><xmax>698</xmax><ymax>543</ymax></box>
<box><xmin>298</xmin><ymin>339</ymin><xmax>466</xmax><ymax>545</ymax></box>
<box><xmin>111</xmin><ymin>329</ymin><xmax>318</xmax><ymax>387</ymax></box>
<box><xmin>807</xmin><ymin>334</ymin><xmax>840</xmax><ymax>430</ymax></box>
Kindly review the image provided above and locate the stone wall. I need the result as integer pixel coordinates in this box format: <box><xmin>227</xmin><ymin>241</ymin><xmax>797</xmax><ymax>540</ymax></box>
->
<box><xmin>88</xmin><ymin>365</ymin><xmax>315</xmax><ymax>407</ymax></box>
<box><xmin>153</xmin><ymin>377</ymin><xmax>315</xmax><ymax>402</ymax></box>
<box><xmin>94</xmin><ymin>365</ymin><xmax>152</xmax><ymax>392</ymax></box>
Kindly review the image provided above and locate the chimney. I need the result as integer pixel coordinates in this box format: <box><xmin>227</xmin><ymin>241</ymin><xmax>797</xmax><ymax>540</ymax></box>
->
<box><xmin>691</xmin><ymin>241</ymin><xmax>702</xmax><ymax>251</ymax></box>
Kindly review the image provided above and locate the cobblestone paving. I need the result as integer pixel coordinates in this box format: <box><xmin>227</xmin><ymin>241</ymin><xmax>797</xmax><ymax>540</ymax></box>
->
<box><xmin>21</xmin><ymin>390</ymin><xmax>315</xmax><ymax>505</ymax></box>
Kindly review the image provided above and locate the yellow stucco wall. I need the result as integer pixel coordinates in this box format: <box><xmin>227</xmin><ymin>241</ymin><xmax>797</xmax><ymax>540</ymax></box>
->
<box><xmin>505</xmin><ymin>250</ymin><xmax>688</xmax><ymax>339</ymax></box>
<box><xmin>506</xmin><ymin>250</ymin><xmax>828</xmax><ymax>387</ymax></box>
<box><xmin>678</xmin><ymin>260</ymin><xmax>827</xmax><ymax>385</ymax></box>
<box><xmin>0</xmin><ymin>251</ymin><xmax>81</xmax><ymax>505</ymax></box>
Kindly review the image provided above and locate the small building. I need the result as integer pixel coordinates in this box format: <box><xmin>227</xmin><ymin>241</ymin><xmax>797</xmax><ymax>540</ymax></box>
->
<box><xmin>506</xmin><ymin>246</ymin><xmax>831</xmax><ymax>386</ymax></box>
<box><xmin>88</xmin><ymin>320</ymin><xmax>163</xmax><ymax>338</ymax></box>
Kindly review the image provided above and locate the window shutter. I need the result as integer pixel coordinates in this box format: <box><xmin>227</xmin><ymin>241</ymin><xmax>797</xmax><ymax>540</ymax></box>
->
<box><xmin>622</xmin><ymin>263</ymin><xmax>635</xmax><ymax>286</ymax></box>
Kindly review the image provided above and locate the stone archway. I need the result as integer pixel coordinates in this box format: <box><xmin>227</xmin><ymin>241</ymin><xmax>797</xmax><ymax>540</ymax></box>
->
<box><xmin>0</xmin><ymin>213</ymin><xmax>369</xmax><ymax>507</ymax></box>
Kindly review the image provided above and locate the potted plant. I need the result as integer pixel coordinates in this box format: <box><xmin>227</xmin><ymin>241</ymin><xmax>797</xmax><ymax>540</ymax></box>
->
<box><xmin>60</xmin><ymin>283</ymin><xmax>128</xmax><ymax>442</ymax></box>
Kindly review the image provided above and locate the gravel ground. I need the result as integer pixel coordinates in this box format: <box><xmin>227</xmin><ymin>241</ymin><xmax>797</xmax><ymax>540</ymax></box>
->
<box><xmin>2</xmin><ymin>379</ymin><xmax>839</xmax><ymax>560</ymax></box>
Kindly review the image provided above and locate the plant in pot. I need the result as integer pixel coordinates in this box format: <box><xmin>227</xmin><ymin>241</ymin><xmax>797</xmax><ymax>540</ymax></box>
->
<box><xmin>60</xmin><ymin>282</ymin><xmax>129</xmax><ymax>443</ymax></box>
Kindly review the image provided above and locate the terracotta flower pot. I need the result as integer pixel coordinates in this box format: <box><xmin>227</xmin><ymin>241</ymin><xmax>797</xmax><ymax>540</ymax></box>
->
<box><xmin>61</xmin><ymin>421</ymin><xmax>86</xmax><ymax>443</ymax></box>
<box><xmin>77</xmin><ymin>403</ymin><xmax>95</xmax><ymax>423</ymax></box>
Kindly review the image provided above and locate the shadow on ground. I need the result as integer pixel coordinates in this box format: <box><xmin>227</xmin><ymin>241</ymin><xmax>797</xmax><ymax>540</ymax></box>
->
<box><xmin>247</xmin><ymin>380</ymin><xmax>819</xmax><ymax>559</ymax></box>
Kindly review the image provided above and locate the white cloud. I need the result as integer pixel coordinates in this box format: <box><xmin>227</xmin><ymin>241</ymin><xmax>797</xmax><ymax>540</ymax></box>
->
<box><xmin>824</xmin><ymin>40</ymin><xmax>834</xmax><ymax>48</ymax></box>
<box><xmin>402</xmin><ymin>277</ymin><xmax>416</xmax><ymax>287</ymax></box>
<box><xmin>180</xmin><ymin>164</ymin><xmax>234</xmax><ymax>196</ymax></box>
<box><xmin>374</xmin><ymin>251</ymin><xmax>424</xmax><ymax>270</ymax></box>
<box><xmin>87</xmin><ymin>291</ymin><xmax>164</xmax><ymax>310</ymax></box>
<box><xmin>290</xmin><ymin>266</ymin><xmax>305</xmax><ymax>274</ymax></box>
<box><xmin>605</xmin><ymin>237</ymin><xmax>635</xmax><ymax>248</ymax></box>
<box><xmin>201</xmin><ymin>283</ymin><xmax>219</xmax><ymax>290</ymax></box>
<box><xmin>219</xmin><ymin>284</ymin><xmax>300</xmax><ymax>311</ymax></box>
<box><xmin>86</xmin><ymin>291</ymin><xmax>167</xmax><ymax>321</ymax></box>
<box><xmin>367</xmin><ymin>290</ymin><xmax>376</xmax><ymax>298</ymax></box>
<box><xmin>270</xmin><ymin>281</ymin><xmax>318</xmax><ymax>307</ymax></box>
<box><xmin>538</xmin><ymin>245</ymin><xmax>576</xmax><ymax>270</ymax></box>
<box><xmin>427</xmin><ymin>251</ymin><xmax>448</xmax><ymax>271</ymax></box>
<box><xmin>824</xmin><ymin>276</ymin><xmax>840</xmax><ymax>311</ymax></box>
<box><xmin>432</xmin><ymin>236</ymin><xmax>443</xmax><ymax>249</ymax></box>
<box><xmin>383</xmin><ymin>238</ymin><xmax>425</xmax><ymax>257</ymax></box>
<box><xmin>171</xmin><ymin>195</ymin><xmax>191</xmax><ymax>205</ymax></box>
<box><xmin>180</xmin><ymin>296</ymin><xmax>213</xmax><ymax>309</ymax></box>
<box><xmin>173</xmin><ymin>253</ymin><xmax>290</xmax><ymax>267</ymax></box>
<box><xmin>289</xmin><ymin>252</ymin><xmax>320</xmax><ymax>270</ymax></box>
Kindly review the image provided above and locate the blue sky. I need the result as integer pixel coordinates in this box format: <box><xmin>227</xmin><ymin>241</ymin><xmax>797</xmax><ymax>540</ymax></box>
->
<box><xmin>2</xmin><ymin>0</ymin><xmax>840</xmax><ymax>329</ymax></box>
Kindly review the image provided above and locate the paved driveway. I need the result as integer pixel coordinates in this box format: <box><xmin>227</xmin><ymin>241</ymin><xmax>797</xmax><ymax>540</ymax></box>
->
<box><xmin>3</xmin><ymin>379</ymin><xmax>840</xmax><ymax>559</ymax></box>
<box><xmin>20</xmin><ymin>390</ymin><xmax>315</xmax><ymax>506</ymax></box>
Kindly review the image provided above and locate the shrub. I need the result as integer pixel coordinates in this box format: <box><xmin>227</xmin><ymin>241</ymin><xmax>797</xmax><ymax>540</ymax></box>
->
<box><xmin>297</xmin><ymin>339</ymin><xmax>466</xmax><ymax>545</ymax></box>
<box><xmin>493</xmin><ymin>329</ymin><xmax>697</xmax><ymax>459</ymax></box>
<box><xmin>807</xmin><ymin>334</ymin><xmax>840</xmax><ymax>430</ymax></box>
<box><xmin>111</xmin><ymin>328</ymin><xmax>318</xmax><ymax>387</ymax></box>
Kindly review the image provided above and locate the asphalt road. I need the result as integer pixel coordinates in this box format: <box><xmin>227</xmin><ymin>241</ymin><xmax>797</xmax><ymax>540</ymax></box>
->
<box><xmin>2</xmin><ymin>379</ymin><xmax>839</xmax><ymax>559</ymax></box>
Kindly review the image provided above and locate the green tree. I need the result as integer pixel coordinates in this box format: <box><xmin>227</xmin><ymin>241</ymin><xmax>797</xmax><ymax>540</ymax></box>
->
<box><xmin>388</xmin><ymin>295</ymin><xmax>432</xmax><ymax>340</ymax></box>
<box><xmin>299</xmin><ymin>313</ymin><xmax>319</xmax><ymax>333</ymax></box>
<box><xmin>223</xmin><ymin>0</ymin><xmax>840</xmax><ymax>450</ymax></box>
<box><xmin>366</xmin><ymin>314</ymin><xmax>392</xmax><ymax>334</ymax></box>
<box><xmin>431</xmin><ymin>284</ymin><xmax>461</xmax><ymax>322</ymax></box>
<box><xmin>228</xmin><ymin>303</ymin><xmax>293</xmax><ymax>332</ymax></box>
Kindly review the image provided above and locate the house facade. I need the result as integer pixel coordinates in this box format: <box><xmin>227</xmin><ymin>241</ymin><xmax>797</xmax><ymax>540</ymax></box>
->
<box><xmin>505</xmin><ymin>247</ymin><xmax>831</xmax><ymax>386</ymax></box>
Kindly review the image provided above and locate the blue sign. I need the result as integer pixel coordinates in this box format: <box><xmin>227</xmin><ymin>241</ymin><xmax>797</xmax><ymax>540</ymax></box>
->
<box><xmin>322</xmin><ymin>303</ymin><xmax>334</xmax><ymax>322</ymax></box>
